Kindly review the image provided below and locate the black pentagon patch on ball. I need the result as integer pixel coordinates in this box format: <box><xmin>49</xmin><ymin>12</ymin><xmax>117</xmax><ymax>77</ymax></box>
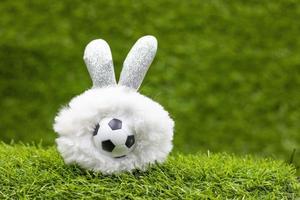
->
<box><xmin>93</xmin><ymin>124</ymin><xmax>100</xmax><ymax>136</ymax></box>
<box><xmin>125</xmin><ymin>135</ymin><xmax>135</xmax><ymax>148</ymax></box>
<box><xmin>102</xmin><ymin>140</ymin><xmax>115</xmax><ymax>152</ymax></box>
<box><xmin>108</xmin><ymin>118</ymin><xmax>122</xmax><ymax>130</ymax></box>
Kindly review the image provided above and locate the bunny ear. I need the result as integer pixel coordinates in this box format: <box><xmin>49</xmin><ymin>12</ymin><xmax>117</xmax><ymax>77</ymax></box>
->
<box><xmin>118</xmin><ymin>35</ymin><xmax>157</xmax><ymax>90</ymax></box>
<box><xmin>83</xmin><ymin>39</ymin><xmax>116</xmax><ymax>88</ymax></box>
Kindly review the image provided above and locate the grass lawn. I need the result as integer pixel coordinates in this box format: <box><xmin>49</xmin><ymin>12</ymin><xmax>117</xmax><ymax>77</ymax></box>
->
<box><xmin>0</xmin><ymin>143</ymin><xmax>299</xmax><ymax>199</ymax></box>
<box><xmin>0</xmin><ymin>1</ymin><xmax>300</xmax><ymax>174</ymax></box>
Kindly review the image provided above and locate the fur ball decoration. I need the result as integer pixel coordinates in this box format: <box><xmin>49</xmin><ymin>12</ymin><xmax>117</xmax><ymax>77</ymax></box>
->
<box><xmin>53</xmin><ymin>35</ymin><xmax>174</xmax><ymax>174</ymax></box>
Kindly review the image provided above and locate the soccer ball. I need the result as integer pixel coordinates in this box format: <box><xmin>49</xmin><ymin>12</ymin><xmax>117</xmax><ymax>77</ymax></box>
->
<box><xmin>92</xmin><ymin>117</ymin><xmax>135</xmax><ymax>158</ymax></box>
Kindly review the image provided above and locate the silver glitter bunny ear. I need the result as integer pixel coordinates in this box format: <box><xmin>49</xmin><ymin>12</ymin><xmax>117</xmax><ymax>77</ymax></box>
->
<box><xmin>83</xmin><ymin>39</ymin><xmax>117</xmax><ymax>88</ymax></box>
<box><xmin>118</xmin><ymin>35</ymin><xmax>157</xmax><ymax>90</ymax></box>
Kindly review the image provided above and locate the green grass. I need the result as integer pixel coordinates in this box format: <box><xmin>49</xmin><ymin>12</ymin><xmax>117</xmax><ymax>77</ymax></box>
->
<box><xmin>0</xmin><ymin>144</ymin><xmax>299</xmax><ymax>199</ymax></box>
<box><xmin>0</xmin><ymin>1</ymin><xmax>300</xmax><ymax>173</ymax></box>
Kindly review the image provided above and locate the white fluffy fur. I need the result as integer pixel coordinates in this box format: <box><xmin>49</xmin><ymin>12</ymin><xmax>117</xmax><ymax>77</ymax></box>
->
<box><xmin>53</xmin><ymin>86</ymin><xmax>174</xmax><ymax>174</ymax></box>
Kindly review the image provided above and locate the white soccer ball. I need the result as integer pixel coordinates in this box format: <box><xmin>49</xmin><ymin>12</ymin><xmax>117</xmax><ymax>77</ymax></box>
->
<box><xmin>92</xmin><ymin>117</ymin><xmax>135</xmax><ymax>158</ymax></box>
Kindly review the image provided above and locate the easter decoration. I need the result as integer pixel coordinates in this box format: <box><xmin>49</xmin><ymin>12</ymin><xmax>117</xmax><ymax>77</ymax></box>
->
<box><xmin>54</xmin><ymin>35</ymin><xmax>174</xmax><ymax>174</ymax></box>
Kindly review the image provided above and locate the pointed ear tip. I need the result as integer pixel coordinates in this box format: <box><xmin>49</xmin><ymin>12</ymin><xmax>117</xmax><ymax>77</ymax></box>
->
<box><xmin>139</xmin><ymin>35</ymin><xmax>158</xmax><ymax>45</ymax></box>
<box><xmin>142</xmin><ymin>35</ymin><xmax>157</xmax><ymax>40</ymax></box>
<box><xmin>83</xmin><ymin>39</ymin><xmax>110</xmax><ymax>58</ymax></box>
<box><xmin>85</xmin><ymin>39</ymin><xmax>109</xmax><ymax>50</ymax></box>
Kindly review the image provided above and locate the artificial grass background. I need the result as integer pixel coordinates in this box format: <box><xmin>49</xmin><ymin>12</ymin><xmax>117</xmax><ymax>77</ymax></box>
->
<box><xmin>0</xmin><ymin>143</ymin><xmax>299</xmax><ymax>199</ymax></box>
<box><xmin>0</xmin><ymin>1</ymin><xmax>300</xmax><ymax>171</ymax></box>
